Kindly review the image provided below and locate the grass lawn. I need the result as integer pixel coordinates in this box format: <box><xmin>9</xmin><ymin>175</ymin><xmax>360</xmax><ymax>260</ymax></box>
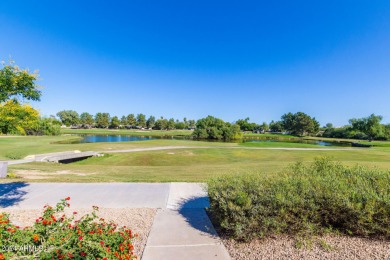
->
<box><xmin>1</xmin><ymin>135</ymin><xmax>389</xmax><ymax>183</ymax></box>
<box><xmin>0</xmin><ymin>136</ymin><xmax>237</xmax><ymax>160</ymax></box>
<box><xmin>4</xmin><ymin>144</ymin><xmax>390</xmax><ymax>182</ymax></box>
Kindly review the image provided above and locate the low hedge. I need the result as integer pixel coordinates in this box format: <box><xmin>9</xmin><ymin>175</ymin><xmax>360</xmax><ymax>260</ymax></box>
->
<box><xmin>207</xmin><ymin>158</ymin><xmax>390</xmax><ymax>241</ymax></box>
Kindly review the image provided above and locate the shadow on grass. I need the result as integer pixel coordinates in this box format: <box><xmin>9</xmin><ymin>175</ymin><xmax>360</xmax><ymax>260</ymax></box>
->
<box><xmin>0</xmin><ymin>182</ymin><xmax>29</xmax><ymax>207</ymax></box>
<box><xmin>177</xmin><ymin>196</ymin><xmax>219</xmax><ymax>237</ymax></box>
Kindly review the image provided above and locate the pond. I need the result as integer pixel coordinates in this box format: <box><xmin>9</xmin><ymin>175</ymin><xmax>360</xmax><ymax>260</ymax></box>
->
<box><xmin>245</xmin><ymin>140</ymin><xmax>351</xmax><ymax>147</ymax></box>
<box><xmin>65</xmin><ymin>134</ymin><xmax>351</xmax><ymax>147</ymax></box>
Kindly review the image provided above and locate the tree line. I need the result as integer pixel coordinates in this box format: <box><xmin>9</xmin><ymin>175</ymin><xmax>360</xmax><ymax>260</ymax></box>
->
<box><xmin>56</xmin><ymin>110</ymin><xmax>197</xmax><ymax>130</ymax></box>
<box><xmin>1</xmin><ymin>62</ymin><xmax>389</xmax><ymax>141</ymax></box>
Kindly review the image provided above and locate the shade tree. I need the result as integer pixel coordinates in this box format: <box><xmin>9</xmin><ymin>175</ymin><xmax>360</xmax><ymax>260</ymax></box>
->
<box><xmin>95</xmin><ymin>113</ymin><xmax>110</xmax><ymax>128</ymax></box>
<box><xmin>281</xmin><ymin>112</ymin><xmax>319</xmax><ymax>136</ymax></box>
<box><xmin>0</xmin><ymin>61</ymin><xmax>41</xmax><ymax>103</ymax></box>
<box><xmin>56</xmin><ymin>110</ymin><xmax>80</xmax><ymax>127</ymax></box>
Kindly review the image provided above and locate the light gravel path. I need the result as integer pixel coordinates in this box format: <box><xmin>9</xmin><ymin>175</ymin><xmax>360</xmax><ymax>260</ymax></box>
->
<box><xmin>222</xmin><ymin>235</ymin><xmax>390</xmax><ymax>260</ymax></box>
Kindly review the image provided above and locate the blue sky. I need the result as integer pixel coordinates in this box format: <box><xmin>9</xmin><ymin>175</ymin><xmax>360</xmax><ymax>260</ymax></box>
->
<box><xmin>1</xmin><ymin>1</ymin><xmax>390</xmax><ymax>126</ymax></box>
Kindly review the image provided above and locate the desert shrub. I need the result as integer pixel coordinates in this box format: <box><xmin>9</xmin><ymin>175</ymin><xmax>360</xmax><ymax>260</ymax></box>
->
<box><xmin>207</xmin><ymin>158</ymin><xmax>390</xmax><ymax>241</ymax></box>
<box><xmin>0</xmin><ymin>198</ymin><xmax>137</xmax><ymax>259</ymax></box>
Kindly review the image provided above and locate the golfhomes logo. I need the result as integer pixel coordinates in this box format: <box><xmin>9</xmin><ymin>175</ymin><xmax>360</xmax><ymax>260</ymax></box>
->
<box><xmin>2</xmin><ymin>244</ymin><xmax>52</xmax><ymax>252</ymax></box>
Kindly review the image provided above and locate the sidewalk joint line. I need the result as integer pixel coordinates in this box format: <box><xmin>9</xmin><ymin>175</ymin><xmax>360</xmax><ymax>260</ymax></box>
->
<box><xmin>146</xmin><ymin>243</ymin><xmax>220</xmax><ymax>248</ymax></box>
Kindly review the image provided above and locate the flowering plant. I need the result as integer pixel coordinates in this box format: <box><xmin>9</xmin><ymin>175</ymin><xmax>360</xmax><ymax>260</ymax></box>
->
<box><xmin>0</xmin><ymin>197</ymin><xmax>137</xmax><ymax>259</ymax></box>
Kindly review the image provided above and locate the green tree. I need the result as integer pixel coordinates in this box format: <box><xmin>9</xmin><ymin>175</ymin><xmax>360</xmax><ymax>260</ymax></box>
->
<box><xmin>0</xmin><ymin>100</ymin><xmax>39</xmax><ymax>135</ymax></box>
<box><xmin>80</xmin><ymin>112</ymin><xmax>94</xmax><ymax>128</ymax></box>
<box><xmin>269</xmin><ymin>120</ymin><xmax>284</xmax><ymax>132</ymax></box>
<box><xmin>349</xmin><ymin>114</ymin><xmax>384</xmax><ymax>140</ymax></box>
<box><xmin>95</xmin><ymin>113</ymin><xmax>110</xmax><ymax>128</ymax></box>
<box><xmin>193</xmin><ymin>115</ymin><xmax>242</xmax><ymax>140</ymax></box>
<box><xmin>56</xmin><ymin>110</ymin><xmax>79</xmax><ymax>127</ymax></box>
<box><xmin>154</xmin><ymin>117</ymin><xmax>168</xmax><ymax>130</ymax></box>
<box><xmin>127</xmin><ymin>114</ymin><xmax>136</xmax><ymax>128</ymax></box>
<box><xmin>236</xmin><ymin>117</ymin><xmax>257</xmax><ymax>131</ymax></box>
<box><xmin>146</xmin><ymin>116</ymin><xmax>156</xmax><ymax>129</ymax></box>
<box><xmin>167</xmin><ymin>118</ymin><xmax>176</xmax><ymax>130</ymax></box>
<box><xmin>110</xmin><ymin>116</ymin><xmax>120</xmax><ymax>129</ymax></box>
<box><xmin>175</xmin><ymin>121</ymin><xmax>186</xmax><ymax>129</ymax></box>
<box><xmin>325</xmin><ymin>123</ymin><xmax>334</xmax><ymax>129</ymax></box>
<box><xmin>183</xmin><ymin>117</ymin><xmax>189</xmax><ymax>129</ymax></box>
<box><xmin>136</xmin><ymin>113</ymin><xmax>146</xmax><ymax>128</ymax></box>
<box><xmin>188</xmin><ymin>120</ymin><xmax>196</xmax><ymax>129</ymax></box>
<box><xmin>384</xmin><ymin>124</ymin><xmax>390</xmax><ymax>140</ymax></box>
<box><xmin>281</xmin><ymin>112</ymin><xmax>319</xmax><ymax>136</ymax></box>
<box><xmin>120</xmin><ymin>116</ymin><xmax>128</xmax><ymax>127</ymax></box>
<box><xmin>0</xmin><ymin>62</ymin><xmax>41</xmax><ymax>102</ymax></box>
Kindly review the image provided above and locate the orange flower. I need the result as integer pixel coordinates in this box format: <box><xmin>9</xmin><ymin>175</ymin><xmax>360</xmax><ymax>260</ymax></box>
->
<box><xmin>0</xmin><ymin>253</ymin><xmax>5</xmax><ymax>260</ymax></box>
<box><xmin>33</xmin><ymin>234</ymin><xmax>39</xmax><ymax>242</ymax></box>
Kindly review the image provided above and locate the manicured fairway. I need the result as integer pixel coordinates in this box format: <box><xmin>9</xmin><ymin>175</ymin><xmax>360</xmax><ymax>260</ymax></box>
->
<box><xmin>4</xmin><ymin>138</ymin><xmax>390</xmax><ymax>182</ymax></box>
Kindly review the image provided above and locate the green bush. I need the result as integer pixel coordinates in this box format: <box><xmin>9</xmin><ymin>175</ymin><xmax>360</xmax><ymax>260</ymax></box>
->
<box><xmin>0</xmin><ymin>198</ymin><xmax>137</xmax><ymax>259</ymax></box>
<box><xmin>207</xmin><ymin>158</ymin><xmax>390</xmax><ymax>241</ymax></box>
<box><xmin>26</xmin><ymin>118</ymin><xmax>61</xmax><ymax>136</ymax></box>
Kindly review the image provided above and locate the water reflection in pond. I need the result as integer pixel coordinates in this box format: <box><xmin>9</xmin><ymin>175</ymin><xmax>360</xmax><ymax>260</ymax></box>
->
<box><xmin>65</xmin><ymin>135</ymin><xmax>351</xmax><ymax>147</ymax></box>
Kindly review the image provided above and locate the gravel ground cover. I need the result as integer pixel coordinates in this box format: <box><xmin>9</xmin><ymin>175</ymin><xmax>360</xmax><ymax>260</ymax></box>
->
<box><xmin>222</xmin><ymin>235</ymin><xmax>390</xmax><ymax>260</ymax></box>
<box><xmin>1</xmin><ymin>208</ymin><xmax>157</xmax><ymax>258</ymax></box>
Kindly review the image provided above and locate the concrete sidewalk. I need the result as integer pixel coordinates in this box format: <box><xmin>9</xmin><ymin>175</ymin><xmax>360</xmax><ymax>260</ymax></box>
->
<box><xmin>0</xmin><ymin>182</ymin><xmax>231</xmax><ymax>259</ymax></box>
<box><xmin>142</xmin><ymin>183</ymin><xmax>230</xmax><ymax>260</ymax></box>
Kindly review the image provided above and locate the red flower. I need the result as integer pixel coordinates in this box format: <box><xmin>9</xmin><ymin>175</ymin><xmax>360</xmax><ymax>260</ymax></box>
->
<box><xmin>73</xmin><ymin>211</ymin><xmax>77</xmax><ymax>214</ymax></box>
<box><xmin>42</xmin><ymin>220</ymin><xmax>48</xmax><ymax>225</ymax></box>
<box><xmin>68</xmin><ymin>253</ymin><xmax>73</xmax><ymax>258</ymax></box>
<box><xmin>80</xmin><ymin>252</ymin><xmax>87</xmax><ymax>257</ymax></box>
<box><xmin>65</xmin><ymin>197</ymin><xmax>71</xmax><ymax>201</ymax></box>
<box><xmin>78</xmin><ymin>236</ymin><xmax>83</xmax><ymax>240</ymax></box>
<box><xmin>33</xmin><ymin>234</ymin><xmax>39</xmax><ymax>242</ymax></box>
<box><xmin>100</xmin><ymin>241</ymin><xmax>104</xmax><ymax>245</ymax></box>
